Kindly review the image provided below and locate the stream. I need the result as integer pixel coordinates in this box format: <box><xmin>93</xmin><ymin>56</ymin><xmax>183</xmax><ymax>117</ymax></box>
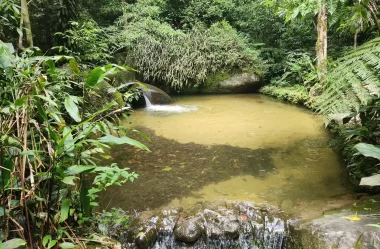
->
<box><xmin>100</xmin><ymin>94</ymin><xmax>354</xmax><ymax>221</ymax></box>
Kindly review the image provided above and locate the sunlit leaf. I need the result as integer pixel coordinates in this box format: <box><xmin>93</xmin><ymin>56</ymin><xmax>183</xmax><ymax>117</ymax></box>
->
<box><xmin>2</xmin><ymin>238</ymin><xmax>26</xmax><ymax>249</ymax></box>
<box><xmin>61</xmin><ymin>176</ymin><xmax>78</xmax><ymax>186</ymax></box>
<box><xmin>98</xmin><ymin>135</ymin><xmax>150</xmax><ymax>151</ymax></box>
<box><xmin>64</xmin><ymin>165</ymin><xmax>96</xmax><ymax>175</ymax></box>
<box><xmin>59</xmin><ymin>242</ymin><xmax>76</xmax><ymax>249</ymax></box>
<box><xmin>64</xmin><ymin>95</ymin><xmax>81</xmax><ymax>122</ymax></box>
<box><xmin>59</xmin><ymin>199</ymin><xmax>71</xmax><ymax>223</ymax></box>
<box><xmin>85</xmin><ymin>67</ymin><xmax>104</xmax><ymax>88</ymax></box>
<box><xmin>354</xmin><ymin>143</ymin><xmax>380</xmax><ymax>160</ymax></box>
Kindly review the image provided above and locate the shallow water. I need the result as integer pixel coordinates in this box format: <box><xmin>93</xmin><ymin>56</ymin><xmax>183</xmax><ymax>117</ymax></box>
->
<box><xmin>100</xmin><ymin>94</ymin><xmax>354</xmax><ymax>219</ymax></box>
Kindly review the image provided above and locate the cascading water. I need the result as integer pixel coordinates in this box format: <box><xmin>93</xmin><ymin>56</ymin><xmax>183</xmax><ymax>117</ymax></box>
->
<box><xmin>108</xmin><ymin>202</ymin><xmax>292</xmax><ymax>249</ymax></box>
<box><xmin>143</xmin><ymin>91</ymin><xmax>153</xmax><ymax>107</ymax></box>
<box><xmin>142</xmin><ymin>91</ymin><xmax>197</xmax><ymax>113</ymax></box>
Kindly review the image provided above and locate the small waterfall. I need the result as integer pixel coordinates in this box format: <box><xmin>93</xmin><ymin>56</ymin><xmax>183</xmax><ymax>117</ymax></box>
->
<box><xmin>110</xmin><ymin>202</ymin><xmax>292</xmax><ymax>249</ymax></box>
<box><xmin>142</xmin><ymin>90</ymin><xmax>197</xmax><ymax>113</ymax></box>
<box><xmin>143</xmin><ymin>91</ymin><xmax>152</xmax><ymax>107</ymax></box>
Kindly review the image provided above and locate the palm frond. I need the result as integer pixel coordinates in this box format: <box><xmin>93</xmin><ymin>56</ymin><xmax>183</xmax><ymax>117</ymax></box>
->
<box><xmin>317</xmin><ymin>37</ymin><xmax>380</xmax><ymax>123</ymax></box>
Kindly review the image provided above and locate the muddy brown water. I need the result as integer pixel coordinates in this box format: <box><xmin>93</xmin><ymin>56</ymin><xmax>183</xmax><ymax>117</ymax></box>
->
<box><xmin>100</xmin><ymin>94</ymin><xmax>354</xmax><ymax>219</ymax></box>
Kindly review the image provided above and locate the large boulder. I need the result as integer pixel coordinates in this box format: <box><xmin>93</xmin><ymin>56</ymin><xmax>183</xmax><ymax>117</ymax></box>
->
<box><xmin>142</xmin><ymin>84</ymin><xmax>172</xmax><ymax>105</ymax></box>
<box><xmin>189</xmin><ymin>71</ymin><xmax>262</xmax><ymax>94</ymax></box>
<box><xmin>289</xmin><ymin>209</ymin><xmax>380</xmax><ymax>249</ymax></box>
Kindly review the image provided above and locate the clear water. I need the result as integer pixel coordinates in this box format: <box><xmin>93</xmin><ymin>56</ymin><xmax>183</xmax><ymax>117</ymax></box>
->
<box><xmin>100</xmin><ymin>94</ymin><xmax>354</xmax><ymax>219</ymax></box>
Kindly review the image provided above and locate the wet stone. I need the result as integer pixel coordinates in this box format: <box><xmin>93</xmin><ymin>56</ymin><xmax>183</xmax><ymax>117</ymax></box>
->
<box><xmin>174</xmin><ymin>218</ymin><xmax>203</xmax><ymax>244</ymax></box>
<box><xmin>157</xmin><ymin>209</ymin><xmax>181</xmax><ymax>234</ymax></box>
<box><xmin>134</xmin><ymin>225</ymin><xmax>157</xmax><ymax>249</ymax></box>
<box><xmin>222</xmin><ymin>220</ymin><xmax>240</xmax><ymax>240</ymax></box>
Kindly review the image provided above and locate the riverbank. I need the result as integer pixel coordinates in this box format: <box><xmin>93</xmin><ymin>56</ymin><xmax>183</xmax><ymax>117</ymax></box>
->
<box><xmin>259</xmin><ymin>84</ymin><xmax>380</xmax><ymax>190</ymax></box>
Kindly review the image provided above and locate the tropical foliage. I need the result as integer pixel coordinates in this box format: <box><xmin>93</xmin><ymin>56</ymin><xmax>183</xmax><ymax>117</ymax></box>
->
<box><xmin>0</xmin><ymin>41</ymin><xmax>147</xmax><ymax>247</ymax></box>
<box><xmin>318</xmin><ymin>37</ymin><xmax>380</xmax><ymax>122</ymax></box>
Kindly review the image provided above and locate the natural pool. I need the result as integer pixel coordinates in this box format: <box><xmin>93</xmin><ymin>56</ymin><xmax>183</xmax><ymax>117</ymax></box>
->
<box><xmin>100</xmin><ymin>94</ymin><xmax>354</xmax><ymax>219</ymax></box>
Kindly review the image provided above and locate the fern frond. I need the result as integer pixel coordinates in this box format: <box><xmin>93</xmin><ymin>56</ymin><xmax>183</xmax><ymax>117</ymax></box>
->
<box><xmin>318</xmin><ymin>37</ymin><xmax>380</xmax><ymax>123</ymax></box>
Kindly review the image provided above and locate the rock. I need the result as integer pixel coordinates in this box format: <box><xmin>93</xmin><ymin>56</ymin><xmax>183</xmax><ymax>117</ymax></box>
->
<box><xmin>85</xmin><ymin>81</ymin><xmax>125</xmax><ymax>114</ymax></box>
<box><xmin>109</xmin><ymin>70</ymin><xmax>137</xmax><ymax>86</ymax></box>
<box><xmin>222</xmin><ymin>220</ymin><xmax>240</xmax><ymax>240</ymax></box>
<box><xmin>135</xmin><ymin>225</ymin><xmax>157</xmax><ymax>249</ymax></box>
<box><xmin>107</xmin><ymin>201</ymin><xmax>289</xmax><ymax>248</ymax></box>
<box><xmin>156</xmin><ymin>209</ymin><xmax>181</xmax><ymax>234</ymax></box>
<box><xmin>174</xmin><ymin>217</ymin><xmax>203</xmax><ymax>243</ymax></box>
<box><xmin>290</xmin><ymin>210</ymin><xmax>380</xmax><ymax>249</ymax></box>
<box><xmin>194</xmin><ymin>71</ymin><xmax>262</xmax><ymax>94</ymax></box>
<box><xmin>141</xmin><ymin>83</ymin><xmax>172</xmax><ymax>105</ymax></box>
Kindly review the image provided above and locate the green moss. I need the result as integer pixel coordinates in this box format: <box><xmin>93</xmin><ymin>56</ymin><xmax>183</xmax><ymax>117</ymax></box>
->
<box><xmin>259</xmin><ymin>85</ymin><xmax>313</xmax><ymax>108</ymax></box>
<box><xmin>351</xmin><ymin>196</ymin><xmax>380</xmax><ymax>213</ymax></box>
<box><xmin>204</xmin><ymin>71</ymin><xmax>232</xmax><ymax>87</ymax></box>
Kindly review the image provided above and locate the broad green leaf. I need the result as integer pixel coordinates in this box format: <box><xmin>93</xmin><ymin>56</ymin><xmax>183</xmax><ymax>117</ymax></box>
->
<box><xmin>48</xmin><ymin>240</ymin><xmax>57</xmax><ymax>249</ymax></box>
<box><xmin>64</xmin><ymin>165</ymin><xmax>96</xmax><ymax>175</ymax></box>
<box><xmin>69</xmin><ymin>59</ymin><xmax>79</xmax><ymax>75</ymax></box>
<box><xmin>80</xmin><ymin>180</ymin><xmax>91</xmax><ymax>216</ymax></box>
<box><xmin>354</xmin><ymin>143</ymin><xmax>380</xmax><ymax>160</ymax></box>
<box><xmin>2</xmin><ymin>238</ymin><xmax>26</xmax><ymax>249</ymax></box>
<box><xmin>45</xmin><ymin>60</ymin><xmax>55</xmax><ymax>72</ymax></box>
<box><xmin>35</xmin><ymin>95</ymin><xmax>58</xmax><ymax>107</ymax></box>
<box><xmin>0</xmin><ymin>159</ymin><xmax>14</xmax><ymax>188</ymax></box>
<box><xmin>359</xmin><ymin>174</ymin><xmax>380</xmax><ymax>187</ymax></box>
<box><xmin>36</xmin><ymin>100</ymin><xmax>48</xmax><ymax>121</ymax></box>
<box><xmin>61</xmin><ymin>176</ymin><xmax>78</xmax><ymax>186</ymax></box>
<box><xmin>42</xmin><ymin>235</ymin><xmax>51</xmax><ymax>247</ymax></box>
<box><xmin>62</xmin><ymin>127</ymin><xmax>74</xmax><ymax>154</ymax></box>
<box><xmin>64</xmin><ymin>95</ymin><xmax>81</xmax><ymax>122</ymax></box>
<box><xmin>98</xmin><ymin>135</ymin><xmax>150</xmax><ymax>151</ymax></box>
<box><xmin>59</xmin><ymin>199</ymin><xmax>71</xmax><ymax>223</ymax></box>
<box><xmin>59</xmin><ymin>242</ymin><xmax>76</xmax><ymax>249</ymax></box>
<box><xmin>14</xmin><ymin>96</ymin><xmax>27</xmax><ymax>107</ymax></box>
<box><xmin>85</xmin><ymin>67</ymin><xmax>104</xmax><ymax>88</ymax></box>
<box><xmin>0</xmin><ymin>206</ymin><xmax>9</xmax><ymax>217</ymax></box>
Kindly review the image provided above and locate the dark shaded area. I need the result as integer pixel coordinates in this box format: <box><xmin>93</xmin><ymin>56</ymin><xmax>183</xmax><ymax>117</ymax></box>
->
<box><xmin>100</xmin><ymin>127</ymin><xmax>277</xmax><ymax>211</ymax></box>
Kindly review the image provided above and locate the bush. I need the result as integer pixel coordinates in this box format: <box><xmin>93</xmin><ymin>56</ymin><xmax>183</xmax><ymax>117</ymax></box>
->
<box><xmin>118</xmin><ymin>19</ymin><xmax>262</xmax><ymax>89</ymax></box>
<box><xmin>259</xmin><ymin>85</ymin><xmax>311</xmax><ymax>106</ymax></box>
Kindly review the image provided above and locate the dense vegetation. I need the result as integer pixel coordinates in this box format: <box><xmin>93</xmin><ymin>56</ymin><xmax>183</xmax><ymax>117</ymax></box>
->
<box><xmin>1</xmin><ymin>0</ymin><xmax>380</xmax><ymax>247</ymax></box>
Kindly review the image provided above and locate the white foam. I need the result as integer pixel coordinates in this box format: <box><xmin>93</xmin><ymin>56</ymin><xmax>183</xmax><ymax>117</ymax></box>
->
<box><xmin>144</xmin><ymin>105</ymin><xmax>198</xmax><ymax>113</ymax></box>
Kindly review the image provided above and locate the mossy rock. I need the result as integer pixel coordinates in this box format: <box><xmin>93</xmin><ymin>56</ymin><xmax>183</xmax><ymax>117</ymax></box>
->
<box><xmin>85</xmin><ymin>81</ymin><xmax>125</xmax><ymax>114</ymax></box>
<box><xmin>108</xmin><ymin>70</ymin><xmax>137</xmax><ymax>87</ymax></box>
<box><xmin>184</xmin><ymin>71</ymin><xmax>262</xmax><ymax>94</ymax></box>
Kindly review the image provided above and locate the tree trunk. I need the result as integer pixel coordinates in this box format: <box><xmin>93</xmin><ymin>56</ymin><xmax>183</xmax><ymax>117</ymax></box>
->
<box><xmin>316</xmin><ymin>3</ymin><xmax>327</xmax><ymax>70</ymax></box>
<box><xmin>354</xmin><ymin>29</ymin><xmax>358</xmax><ymax>48</ymax></box>
<box><xmin>20</xmin><ymin>0</ymin><xmax>33</xmax><ymax>47</ymax></box>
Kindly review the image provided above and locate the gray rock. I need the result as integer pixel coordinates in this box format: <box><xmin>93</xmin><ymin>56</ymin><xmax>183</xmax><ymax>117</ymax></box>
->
<box><xmin>142</xmin><ymin>83</ymin><xmax>172</xmax><ymax>105</ymax></box>
<box><xmin>198</xmin><ymin>72</ymin><xmax>262</xmax><ymax>94</ymax></box>
<box><xmin>223</xmin><ymin>220</ymin><xmax>240</xmax><ymax>240</ymax></box>
<box><xmin>218</xmin><ymin>73</ymin><xmax>261</xmax><ymax>93</ymax></box>
<box><xmin>290</xmin><ymin>210</ymin><xmax>380</xmax><ymax>249</ymax></box>
<box><xmin>174</xmin><ymin>217</ymin><xmax>203</xmax><ymax>243</ymax></box>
